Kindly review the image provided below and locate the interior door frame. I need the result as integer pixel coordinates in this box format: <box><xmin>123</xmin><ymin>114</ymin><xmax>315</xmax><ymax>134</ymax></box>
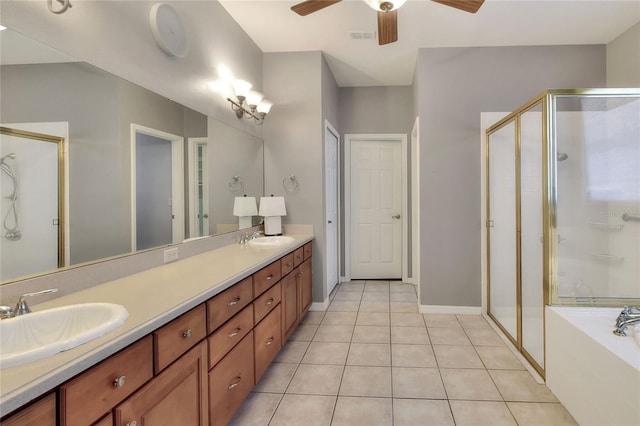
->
<box><xmin>130</xmin><ymin>123</ymin><xmax>184</xmax><ymax>251</ymax></box>
<box><xmin>187</xmin><ymin>137</ymin><xmax>209</xmax><ymax>239</ymax></box>
<box><xmin>324</xmin><ymin>120</ymin><xmax>340</xmax><ymax>298</ymax></box>
<box><xmin>410</xmin><ymin>118</ymin><xmax>420</xmax><ymax>297</ymax></box>
<box><xmin>344</xmin><ymin>133</ymin><xmax>408</xmax><ymax>282</ymax></box>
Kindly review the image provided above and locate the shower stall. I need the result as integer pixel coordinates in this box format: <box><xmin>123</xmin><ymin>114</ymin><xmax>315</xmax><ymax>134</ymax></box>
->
<box><xmin>0</xmin><ymin>126</ymin><xmax>65</xmax><ymax>282</ymax></box>
<box><xmin>485</xmin><ymin>89</ymin><xmax>640</xmax><ymax>377</ymax></box>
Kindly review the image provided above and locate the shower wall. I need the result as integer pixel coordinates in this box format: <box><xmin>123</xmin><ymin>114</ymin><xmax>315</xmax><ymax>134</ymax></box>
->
<box><xmin>555</xmin><ymin>98</ymin><xmax>640</xmax><ymax>302</ymax></box>
<box><xmin>0</xmin><ymin>126</ymin><xmax>62</xmax><ymax>281</ymax></box>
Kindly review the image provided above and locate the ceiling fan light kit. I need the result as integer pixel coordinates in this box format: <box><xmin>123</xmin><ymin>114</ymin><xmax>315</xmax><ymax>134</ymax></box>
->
<box><xmin>290</xmin><ymin>0</ymin><xmax>485</xmax><ymax>45</ymax></box>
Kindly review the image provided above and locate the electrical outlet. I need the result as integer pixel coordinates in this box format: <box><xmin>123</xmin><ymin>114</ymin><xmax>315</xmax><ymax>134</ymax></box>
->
<box><xmin>163</xmin><ymin>247</ymin><xmax>179</xmax><ymax>263</ymax></box>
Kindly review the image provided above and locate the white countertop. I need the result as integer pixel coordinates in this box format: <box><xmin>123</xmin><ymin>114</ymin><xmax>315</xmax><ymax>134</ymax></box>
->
<box><xmin>0</xmin><ymin>234</ymin><xmax>313</xmax><ymax>416</ymax></box>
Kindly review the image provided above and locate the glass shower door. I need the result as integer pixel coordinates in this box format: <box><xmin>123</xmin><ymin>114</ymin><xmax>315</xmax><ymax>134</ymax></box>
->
<box><xmin>488</xmin><ymin>120</ymin><xmax>518</xmax><ymax>342</ymax></box>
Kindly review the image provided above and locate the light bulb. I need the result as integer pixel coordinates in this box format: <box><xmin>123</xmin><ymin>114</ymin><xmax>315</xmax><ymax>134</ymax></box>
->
<box><xmin>256</xmin><ymin>100</ymin><xmax>273</xmax><ymax>114</ymax></box>
<box><xmin>245</xmin><ymin>90</ymin><xmax>264</xmax><ymax>107</ymax></box>
<box><xmin>232</xmin><ymin>80</ymin><xmax>252</xmax><ymax>98</ymax></box>
<box><xmin>364</xmin><ymin>0</ymin><xmax>407</xmax><ymax>11</ymax></box>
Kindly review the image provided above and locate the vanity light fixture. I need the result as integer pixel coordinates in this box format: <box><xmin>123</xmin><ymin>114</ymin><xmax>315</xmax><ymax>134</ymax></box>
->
<box><xmin>227</xmin><ymin>80</ymin><xmax>273</xmax><ymax>125</ymax></box>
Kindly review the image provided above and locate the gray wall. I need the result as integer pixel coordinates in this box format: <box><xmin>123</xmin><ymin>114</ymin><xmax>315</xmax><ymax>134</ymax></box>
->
<box><xmin>606</xmin><ymin>22</ymin><xmax>640</xmax><ymax>87</ymax></box>
<box><xmin>263</xmin><ymin>51</ymin><xmax>332</xmax><ymax>303</ymax></box>
<box><xmin>338</xmin><ymin>86</ymin><xmax>414</xmax><ymax>134</ymax></box>
<box><xmin>337</xmin><ymin>86</ymin><xmax>415</xmax><ymax>278</ymax></box>
<box><xmin>415</xmin><ymin>45</ymin><xmax>606</xmax><ymax>307</ymax></box>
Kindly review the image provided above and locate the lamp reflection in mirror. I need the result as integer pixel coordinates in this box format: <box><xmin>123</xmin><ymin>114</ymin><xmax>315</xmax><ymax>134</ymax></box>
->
<box><xmin>259</xmin><ymin>196</ymin><xmax>286</xmax><ymax>236</ymax></box>
<box><xmin>233</xmin><ymin>196</ymin><xmax>257</xmax><ymax>229</ymax></box>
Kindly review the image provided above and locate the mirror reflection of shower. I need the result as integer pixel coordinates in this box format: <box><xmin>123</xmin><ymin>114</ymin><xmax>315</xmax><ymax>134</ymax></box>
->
<box><xmin>557</xmin><ymin>152</ymin><xmax>569</xmax><ymax>162</ymax></box>
<box><xmin>0</xmin><ymin>152</ymin><xmax>21</xmax><ymax>241</ymax></box>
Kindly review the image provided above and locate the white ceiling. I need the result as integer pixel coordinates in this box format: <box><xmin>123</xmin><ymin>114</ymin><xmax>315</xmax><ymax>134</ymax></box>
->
<box><xmin>219</xmin><ymin>0</ymin><xmax>640</xmax><ymax>87</ymax></box>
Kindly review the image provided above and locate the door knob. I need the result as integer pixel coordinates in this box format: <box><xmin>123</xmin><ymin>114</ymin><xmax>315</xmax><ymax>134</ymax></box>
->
<box><xmin>392</xmin><ymin>214</ymin><xmax>400</xmax><ymax>219</ymax></box>
<box><xmin>203</xmin><ymin>213</ymin><xmax>209</xmax><ymax>218</ymax></box>
<box><xmin>328</xmin><ymin>220</ymin><xmax>332</xmax><ymax>224</ymax></box>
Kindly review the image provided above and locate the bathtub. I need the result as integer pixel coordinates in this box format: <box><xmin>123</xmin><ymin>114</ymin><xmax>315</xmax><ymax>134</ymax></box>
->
<box><xmin>546</xmin><ymin>306</ymin><xmax>640</xmax><ymax>426</ymax></box>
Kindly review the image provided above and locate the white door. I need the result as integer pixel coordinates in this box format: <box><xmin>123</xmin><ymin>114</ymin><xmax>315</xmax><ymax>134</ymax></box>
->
<box><xmin>188</xmin><ymin>138</ymin><xmax>209</xmax><ymax>238</ymax></box>
<box><xmin>325</xmin><ymin>122</ymin><xmax>339</xmax><ymax>296</ymax></box>
<box><xmin>350</xmin><ymin>139</ymin><xmax>402</xmax><ymax>279</ymax></box>
<box><xmin>130</xmin><ymin>124</ymin><xmax>184</xmax><ymax>251</ymax></box>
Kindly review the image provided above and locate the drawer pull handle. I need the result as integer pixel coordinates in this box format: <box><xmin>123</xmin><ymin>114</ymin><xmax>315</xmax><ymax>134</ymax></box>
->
<box><xmin>265</xmin><ymin>298</ymin><xmax>274</xmax><ymax>306</ymax></box>
<box><xmin>113</xmin><ymin>375</ymin><xmax>126</xmax><ymax>388</ymax></box>
<box><xmin>265</xmin><ymin>337</ymin><xmax>274</xmax><ymax>346</ymax></box>
<box><xmin>228</xmin><ymin>328</ymin><xmax>242</xmax><ymax>338</ymax></box>
<box><xmin>183</xmin><ymin>329</ymin><xmax>192</xmax><ymax>338</ymax></box>
<box><xmin>126</xmin><ymin>421</ymin><xmax>137</xmax><ymax>426</ymax></box>
<box><xmin>227</xmin><ymin>297</ymin><xmax>241</xmax><ymax>307</ymax></box>
<box><xmin>228</xmin><ymin>376</ymin><xmax>242</xmax><ymax>390</ymax></box>
<box><xmin>266</xmin><ymin>274</ymin><xmax>273</xmax><ymax>281</ymax></box>
<box><xmin>285</xmin><ymin>262</ymin><xmax>292</xmax><ymax>267</ymax></box>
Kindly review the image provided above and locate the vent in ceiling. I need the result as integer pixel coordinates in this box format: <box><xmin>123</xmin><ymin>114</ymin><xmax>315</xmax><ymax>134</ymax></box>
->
<box><xmin>348</xmin><ymin>31</ymin><xmax>376</xmax><ymax>41</ymax></box>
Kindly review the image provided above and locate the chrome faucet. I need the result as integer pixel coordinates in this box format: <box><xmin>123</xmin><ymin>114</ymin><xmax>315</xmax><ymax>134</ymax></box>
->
<box><xmin>613</xmin><ymin>306</ymin><xmax>640</xmax><ymax>336</ymax></box>
<box><xmin>250</xmin><ymin>231</ymin><xmax>264</xmax><ymax>240</ymax></box>
<box><xmin>0</xmin><ymin>288</ymin><xmax>59</xmax><ymax>319</ymax></box>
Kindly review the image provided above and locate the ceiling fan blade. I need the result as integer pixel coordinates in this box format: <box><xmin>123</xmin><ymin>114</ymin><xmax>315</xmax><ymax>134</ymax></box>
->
<box><xmin>431</xmin><ymin>0</ymin><xmax>485</xmax><ymax>13</ymax></box>
<box><xmin>377</xmin><ymin>10</ymin><xmax>398</xmax><ymax>45</ymax></box>
<box><xmin>291</xmin><ymin>0</ymin><xmax>341</xmax><ymax>16</ymax></box>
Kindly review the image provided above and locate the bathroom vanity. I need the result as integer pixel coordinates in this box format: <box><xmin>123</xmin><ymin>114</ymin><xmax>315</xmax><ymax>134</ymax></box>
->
<box><xmin>0</xmin><ymin>235</ymin><xmax>313</xmax><ymax>425</ymax></box>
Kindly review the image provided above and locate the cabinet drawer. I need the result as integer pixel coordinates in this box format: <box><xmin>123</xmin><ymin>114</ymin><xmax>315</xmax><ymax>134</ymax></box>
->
<box><xmin>115</xmin><ymin>342</ymin><xmax>208</xmax><ymax>426</ymax></box>
<box><xmin>303</xmin><ymin>242</ymin><xmax>312</xmax><ymax>260</ymax></box>
<box><xmin>253</xmin><ymin>281</ymin><xmax>281</xmax><ymax>324</ymax></box>
<box><xmin>253</xmin><ymin>260</ymin><xmax>281</xmax><ymax>297</ymax></box>
<box><xmin>254</xmin><ymin>304</ymin><xmax>282</xmax><ymax>383</ymax></box>
<box><xmin>94</xmin><ymin>413</ymin><xmax>113</xmax><ymax>426</ymax></box>
<box><xmin>280</xmin><ymin>253</ymin><xmax>294</xmax><ymax>277</ymax></box>
<box><xmin>207</xmin><ymin>276</ymin><xmax>253</xmax><ymax>333</ymax></box>
<box><xmin>59</xmin><ymin>336</ymin><xmax>153</xmax><ymax>426</ymax></box>
<box><xmin>154</xmin><ymin>304</ymin><xmax>206</xmax><ymax>373</ymax></box>
<box><xmin>293</xmin><ymin>247</ymin><xmax>304</xmax><ymax>267</ymax></box>
<box><xmin>1</xmin><ymin>393</ymin><xmax>56</xmax><ymax>426</ymax></box>
<box><xmin>208</xmin><ymin>332</ymin><xmax>254</xmax><ymax>426</ymax></box>
<box><xmin>208</xmin><ymin>304</ymin><xmax>253</xmax><ymax>369</ymax></box>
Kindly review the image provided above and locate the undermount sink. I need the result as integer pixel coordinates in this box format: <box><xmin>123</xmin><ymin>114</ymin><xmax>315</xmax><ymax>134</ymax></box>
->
<box><xmin>248</xmin><ymin>236</ymin><xmax>296</xmax><ymax>247</ymax></box>
<box><xmin>0</xmin><ymin>303</ymin><xmax>128</xmax><ymax>369</ymax></box>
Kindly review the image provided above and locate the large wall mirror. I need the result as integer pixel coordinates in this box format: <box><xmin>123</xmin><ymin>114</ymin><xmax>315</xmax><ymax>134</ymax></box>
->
<box><xmin>0</xmin><ymin>27</ymin><xmax>264</xmax><ymax>284</ymax></box>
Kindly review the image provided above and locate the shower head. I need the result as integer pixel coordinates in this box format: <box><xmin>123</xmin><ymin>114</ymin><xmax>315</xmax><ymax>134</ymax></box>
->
<box><xmin>0</xmin><ymin>153</ymin><xmax>16</xmax><ymax>164</ymax></box>
<box><xmin>557</xmin><ymin>152</ymin><xmax>569</xmax><ymax>162</ymax></box>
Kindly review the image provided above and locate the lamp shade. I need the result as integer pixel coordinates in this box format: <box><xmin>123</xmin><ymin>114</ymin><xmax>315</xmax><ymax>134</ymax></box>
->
<box><xmin>232</xmin><ymin>79</ymin><xmax>252</xmax><ymax>98</ymax></box>
<box><xmin>256</xmin><ymin>99</ymin><xmax>273</xmax><ymax>114</ymax></box>
<box><xmin>245</xmin><ymin>90</ymin><xmax>264</xmax><ymax>107</ymax></box>
<box><xmin>233</xmin><ymin>196</ymin><xmax>258</xmax><ymax>216</ymax></box>
<box><xmin>259</xmin><ymin>196</ymin><xmax>286</xmax><ymax>216</ymax></box>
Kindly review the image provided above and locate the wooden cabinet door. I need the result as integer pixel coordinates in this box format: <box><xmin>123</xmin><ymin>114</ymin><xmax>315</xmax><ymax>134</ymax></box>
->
<box><xmin>1</xmin><ymin>393</ymin><xmax>56</xmax><ymax>426</ymax></box>
<box><xmin>254</xmin><ymin>304</ymin><xmax>282</xmax><ymax>382</ymax></box>
<box><xmin>281</xmin><ymin>272</ymin><xmax>298</xmax><ymax>341</ymax></box>
<box><xmin>299</xmin><ymin>258</ymin><xmax>313</xmax><ymax>315</ymax></box>
<box><xmin>208</xmin><ymin>332</ymin><xmax>254</xmax><ymax>426</ymax></box>
<box><xmin>114</xmin><ymin>342</ymin><xmax>208</xmax><ymax>426</ymax></box>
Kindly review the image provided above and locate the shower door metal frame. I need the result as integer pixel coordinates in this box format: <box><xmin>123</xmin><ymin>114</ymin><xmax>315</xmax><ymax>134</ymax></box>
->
<box><xmin>486</xmin><ymin>93</ymin><xmax>548</xmax><ymax>378</ymax></box>
<box><xmin>486</xmin><ymin>88</ymin><xmax>640</xmax><ymax>379</ymax></box>
<box><xmin>0</xmin><ymin>126</ymin><xmax>66</xmax><ymax>268</ymax></box>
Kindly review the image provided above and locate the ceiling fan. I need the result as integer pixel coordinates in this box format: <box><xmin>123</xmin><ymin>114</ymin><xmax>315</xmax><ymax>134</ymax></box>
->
<box><xmin>290</xmin><ymin>0</ymin><xmax>485</xmax><ymax>45</ymax></box>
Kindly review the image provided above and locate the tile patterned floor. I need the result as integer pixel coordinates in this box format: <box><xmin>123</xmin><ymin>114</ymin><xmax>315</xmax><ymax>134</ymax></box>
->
<box><xmin>230</xmin><ymin>280</ymin><xmax>578</xmax><ymax>426</ymax></box>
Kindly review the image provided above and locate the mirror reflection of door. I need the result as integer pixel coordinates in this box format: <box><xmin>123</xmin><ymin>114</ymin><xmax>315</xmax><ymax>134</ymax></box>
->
<box><xmin>131</xmin><ymin>124</ymin><xmax>184</xmax><ymax>251</ymax></box>
<box><xmin>188</xmin><ymin>137</ymin><xmax>209</xmax><ymax>238</ymax></box>
<box><xmin>0</xmin><ymin>126</ymin><xmax>66</xmax><ymax>281</ymax></box>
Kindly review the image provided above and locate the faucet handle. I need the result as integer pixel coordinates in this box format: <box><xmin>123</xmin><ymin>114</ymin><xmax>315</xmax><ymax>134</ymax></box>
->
<box><xmin>14</xmin><ymin>288</ymin><xmax>59</xmax><ymax>316</ymax></box>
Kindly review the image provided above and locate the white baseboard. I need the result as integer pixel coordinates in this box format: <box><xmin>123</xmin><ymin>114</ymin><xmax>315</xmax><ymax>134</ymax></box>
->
<box><xmin>310</xmin><ymin>298</ymin><xmax>330</xmax><ymax>311</ymax></box>
<box><xmin>419</xmin><ymin>305</ymin><xmax>482</xmax><ymax>315</ymax></box>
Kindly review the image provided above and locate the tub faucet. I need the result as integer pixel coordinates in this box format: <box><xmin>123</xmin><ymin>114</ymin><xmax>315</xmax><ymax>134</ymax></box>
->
<box><xmin>613</xmin><ymin>306</ymin><xmax>640</xmax><ymax>336</ymax></box>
